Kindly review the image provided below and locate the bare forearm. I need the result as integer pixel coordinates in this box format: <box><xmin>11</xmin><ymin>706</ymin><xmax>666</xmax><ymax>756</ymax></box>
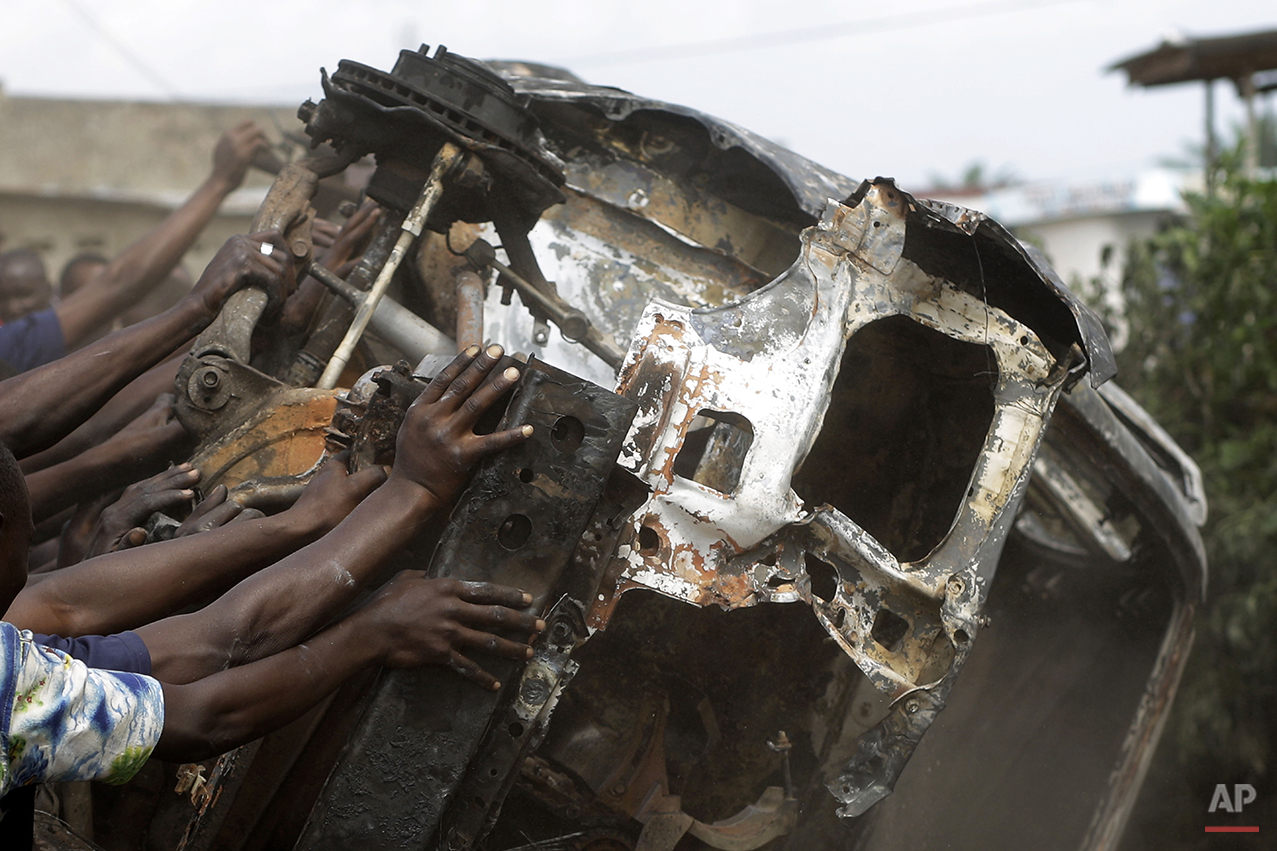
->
<box><xmin>142</xmin><ymin>477</ymin><xmax>437</xmax><ymax>683</ymax></box>
<box><xmin>125</xmin><ymin>177</ymin><xmax>233</xmax><ymax>276</ymax></box>
<box><xmin>57</xmin><ymin>178</ymin><xmax>233</xmax><ymax>347</ymax></box>
<box><xmin>24</xmin><ymin>424</ymin><xmax>186</xmax><ymax>523</ymax></box>
<box><xmin>0</xmin><ymin>300</ymin><xmax>210</xmax><ymax>458</ymax></box>
<box><xmin>227</xmin><ymin>478</ymin><xmax>437</xmax><ymax>659</ymax></box>
<box><xmin>155</xmin><ymin>613</ymin><xmax>381</xmax><ymax>762</ymax></box>
<box><xmin>19</xmin><ymin>353</ymin><xmax>186</xmax><ymax>474</ymax></box>
<box><xmin>5</xmin><ymin>507</ymin><xmax>323</xmax><ymax>636</ymax></box>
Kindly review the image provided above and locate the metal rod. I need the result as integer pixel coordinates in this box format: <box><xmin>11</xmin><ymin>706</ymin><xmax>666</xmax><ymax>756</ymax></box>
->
<box><xmin>309</xmin><ymin>264</ymin><xmax>454</xmax><ymax>361</ymax></box>
<box><xmin>489</xmin><ymin>256</ymin><xmax>626</xmax><ymax>368</ymax></box>
<box><xmin>454</xmin><ymin>268</ymin><xmax>486</xmax><ymax>352</ymax></box>
<box><xmin>285</xmin><ymin>208</ymin><xmax>405</xmax><ymax>387</ymax></box>
<box><xmin>317</xmin><ymin>142</ymin><xmax>464</xmax><ymax>389</ymax></box>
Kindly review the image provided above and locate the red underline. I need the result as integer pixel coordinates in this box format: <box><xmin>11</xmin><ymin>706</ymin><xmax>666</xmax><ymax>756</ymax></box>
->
<box><xmin>1205</xmin><ymin>826</ymin><xmax>1259</xmax><ymax>833</ymax></box>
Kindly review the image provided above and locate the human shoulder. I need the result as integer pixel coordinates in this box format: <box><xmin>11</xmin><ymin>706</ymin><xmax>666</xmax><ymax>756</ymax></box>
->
<box><xmin>0</xmin><ymin>308</ymin><xmax>65</xmax><ymax>373</ymax></box>
<box><xmin>0</xmin><ymin>622</ymin><xmax>163</xmax><ymax>797</ymax></box>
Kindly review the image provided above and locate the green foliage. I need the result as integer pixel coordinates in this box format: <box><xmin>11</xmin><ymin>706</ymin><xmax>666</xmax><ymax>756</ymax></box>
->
<box><xmin>1113</xmin><ymin>141</ymin><xmax>1277</xmax><ymax>788</ymax></box>
<box><xmin>925</xmin><ymin>159</ymin><xmax>1020</xmax><ymax>192</ymax></box>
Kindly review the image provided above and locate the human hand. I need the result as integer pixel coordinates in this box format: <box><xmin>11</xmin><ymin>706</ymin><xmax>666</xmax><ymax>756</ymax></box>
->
<box><xmin>392</xmin><ymin>345</ymin><xmax>530</xmax><ymax>503</ymax></box>
<box><xmin>60</xmin><ymin>491</ymin><xmax>122</xmax><ymax>566</ymax></box>
<box><xmin>317</xmin><ymin>203</ymin><xmax>381</xmax><ymax>276</ymax></box>
<box><xmin>311</xmin><ymin>218</ymin><xmax>340</xmax><ymax>251</ymax></box>
<box><xmin>288</xmin><ymin>452</ymin><xmax>388</xmax><ymax>534</ymax></box>
<box><xmin>173</xmin><ymin>484</ymin><xmax>256</xmax><ymax>537</ymax></box>
<box><xmin>210</xmin><ymin>119</ymin><xmax>269</xmax><ymax>191</ymax></box>
<box><xmin>188</xmin><ymin>232</ymin><xmax>295</xmax><ymax>319</ymax></box>
<box><xmin>86</xmin><ymin>464</ymin><xmax>201</xmax><ymax>557</ymax></box>
<box><xmin>362</xmin><ymin>571</ymin><xmax>542</xmax><ymax>689</ymax></box>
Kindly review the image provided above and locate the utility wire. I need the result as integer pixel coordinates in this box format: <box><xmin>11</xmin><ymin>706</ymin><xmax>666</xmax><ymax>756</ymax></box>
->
<box><xmin>60</xmin><ymin>0</ymin><xmax>181</xmax><ymax>99</ymax></box>
<box><xmin>559</xmin><ymin>0</ymin><xmax>1087</xmax><ymax>68</ymax></box>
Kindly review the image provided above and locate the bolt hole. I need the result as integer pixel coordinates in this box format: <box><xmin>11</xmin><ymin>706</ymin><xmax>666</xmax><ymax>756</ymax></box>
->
<box><xmin>508</xmin><ymin>722</ymin><xmax>525</xmax><ymax>738</ymax></box>
<box><xmin>518</xmin><ymin>467</ymin><xmax>534</xmax><ymax>483</ymax></box>
<box><xmin>871</xmin><ymin>610</ymin><xmax>910</xmax><ymax>652</ymax></box>
<box><xmin>637</xmin><ymin>524</ymin><xmax>661</xmax><ymax>554</ymax></box>
<box><xmin>955</xmin><ymin>628</ymin><xmax>970</xmax><ymax>644</ymax></box>
<box><xmin>1020</xmin><ymin>335</ymin><xmax>1029</xmax><ymax>346</ymax></box>
<box><xmin>497</xmin><ymin>514</ymin><xmax>532</xmax><ymax>550</ymax></box>
<box><xmin>550</xmin><ymin>416</ymin><xmax>585</xmax><ymax>453</ymax></box>
<box><xmin>488</xmin><ymin>767</ymin><xmax>499</xmax><ymax>777</ymax></box>
<box><xmin>671</xmin><ymin>409</ymin><xmax>753</xmax><ymax>494</ymax></box>
<box><xmin>805</xmin><ymin>553</ymin><xmax>839</xmax><ymax>603</ymax></box>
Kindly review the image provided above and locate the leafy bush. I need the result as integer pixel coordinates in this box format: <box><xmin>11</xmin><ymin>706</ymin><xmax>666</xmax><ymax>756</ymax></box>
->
<box><xmin>1113</xmin><ymin>144</ymin><xmax>1277</xmax><ymax>846</ymax></box>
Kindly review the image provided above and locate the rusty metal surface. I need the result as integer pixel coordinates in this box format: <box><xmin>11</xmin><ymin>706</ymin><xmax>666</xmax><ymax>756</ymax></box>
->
<box><xmin>302</xmin><ymin>45</ymin><xmax>565</xmax><ymax>231</ymax></box>
<box><xmin>499</xmin><ymin>72</ymin><xmax>1115</xmax><ymax>387</ymax></box>
<box><xmin>831</xmin><ymin>379</ymin><xmax>1205</xmax><ymax>851</ymax></box>
<box><xmin>318</xmin><ymin>143</ymin><xmax>466</xmax><ymax>388</ymax></box>
<box><xmin>1052</xmin><ymin>383</ymin><xmax>1206</xmax><ymax>851</ymax></box>
<box><xmin>184</xmin><ymin>387</ymin><xmax>339</xmax><ymax>502</ymax></box>
<box><xmin>454</xmin><ymin>267</ymin><xmax>486</xmax><ymax>351</ymax></box>
<box><xmin>565</xmin><ymin>180</ymin><xmax>1080</xmax><ymax>816</ymax></box>
<box><xmin>298</xmin><ymin>357</ymin><xmax>636</xmax><ymax>850</ymax></box>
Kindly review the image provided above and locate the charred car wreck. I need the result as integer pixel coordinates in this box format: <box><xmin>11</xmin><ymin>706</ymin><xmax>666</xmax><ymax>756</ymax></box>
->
<box><xmin>80</xmin><ymin>44</ymin><xmax>1205</xmax><ymax>851</ymax></box>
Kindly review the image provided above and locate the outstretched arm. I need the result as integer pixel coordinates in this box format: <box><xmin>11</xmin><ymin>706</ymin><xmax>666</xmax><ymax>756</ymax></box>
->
<box><xmin>155</xmin><ymin>568</ymin><xmax>539</xmax><ymax>762</ymax></box>
<box><xmin>23</xmin><ymin>400</ymin><xmax>189</xmax><ymax>524</ymax></box>
<box><xmin>3</xmin><ymin>460</ymin><xmax>382</xmax><ymax>637</ymax></box>
<box><xmin>138</xmin><ymin>345</ymin><xmax>533</xmax><ymax>684</ymax></box>
<box><xmin>0</xmin><ymin>232</ymin><xmax>290</xmax><ymax>459</ymax></box>
<box><xmin>56</xmin><ymin>120</ymin><xmax>269</xmax><ymax>348</ymax></box>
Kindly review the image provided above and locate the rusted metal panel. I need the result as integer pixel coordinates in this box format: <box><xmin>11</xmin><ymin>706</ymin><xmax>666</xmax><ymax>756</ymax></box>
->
<box><xmin>186</xmin><ymin>387</ymin><xmax>340</xmax><ymax>506</ymax></box>
<box><xmin>298</xmin><ymin>357</ymin><xmax>636</xmax><ymax>850</ymax></box>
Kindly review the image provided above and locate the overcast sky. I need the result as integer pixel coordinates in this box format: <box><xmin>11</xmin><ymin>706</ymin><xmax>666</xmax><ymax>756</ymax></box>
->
<box><xmin>0</xmin><ymin>0</ymin><xmax>1272</xmax><ymax>190</ymax></box>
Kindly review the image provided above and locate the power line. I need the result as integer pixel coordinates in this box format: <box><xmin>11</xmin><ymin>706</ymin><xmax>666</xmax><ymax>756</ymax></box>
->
<box><xmin>558</xmin><ymin>0</ymin><xmax>1087</xmax><ymax>68</ymax></box>
<box><xmin>60</xmin><ymin>0</ymin><xmax>181</xmax><ymax>99</ymax></box>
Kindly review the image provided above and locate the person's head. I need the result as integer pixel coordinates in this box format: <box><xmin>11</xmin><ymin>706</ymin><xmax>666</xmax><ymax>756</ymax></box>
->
<box><xmin>59</xmin><ymin>252</ymin><xmax>109</xmax><ymax>299</ymax></box>
<box><xmin>0</xmin><ymin>441</ymin><xmax>32</xmax><ymax>608</ymax></box>
<box><xmin>0</xmin><ymin>248</ymin><xmax>53</xmax><ymax>323</ymax></box>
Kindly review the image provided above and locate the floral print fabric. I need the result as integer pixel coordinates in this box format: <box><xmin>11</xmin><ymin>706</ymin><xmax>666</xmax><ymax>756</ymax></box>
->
<box><xmin>0</xmin><ymin>622</ymin><xmax>163</xmax><ymax>796</ymax></box>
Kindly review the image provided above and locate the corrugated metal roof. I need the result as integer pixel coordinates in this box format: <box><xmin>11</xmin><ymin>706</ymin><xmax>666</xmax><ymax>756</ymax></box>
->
<box><xmin>1110</xmin><ymin>28</ymin><xmax>1277</xmax><ymax>87</ymax></box>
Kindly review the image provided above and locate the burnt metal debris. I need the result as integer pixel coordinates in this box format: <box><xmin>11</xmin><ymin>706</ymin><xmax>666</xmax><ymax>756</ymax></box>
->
<box><xmin>107</xmin><ymin>42</ymin><xmax>1209</xmax><ymax>851</ymax></box>
<box><xmin>299</xmin><ymin>356</ymin><xmax>638</xmax><ymax>849</ymax></box>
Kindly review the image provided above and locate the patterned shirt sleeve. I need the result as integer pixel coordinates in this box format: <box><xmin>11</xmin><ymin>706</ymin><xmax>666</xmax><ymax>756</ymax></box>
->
<box><xmin>0</xmin><ymin>623</ymin><xmax>164</xmax><ymax>796</ymax></box>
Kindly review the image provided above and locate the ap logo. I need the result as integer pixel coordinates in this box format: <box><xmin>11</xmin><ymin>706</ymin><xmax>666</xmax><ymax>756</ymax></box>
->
<box><xmin>1210</xmin><ymin>784</ymin><xmax>1257</xmax><ymax>813</ymax></box>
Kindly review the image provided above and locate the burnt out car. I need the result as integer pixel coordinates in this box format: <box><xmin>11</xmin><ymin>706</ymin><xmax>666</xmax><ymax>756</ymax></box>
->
<box><xmin>74</xmin><ymin>44</ymin><xmax>1204</xmax><ymax>851</ymax></box>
